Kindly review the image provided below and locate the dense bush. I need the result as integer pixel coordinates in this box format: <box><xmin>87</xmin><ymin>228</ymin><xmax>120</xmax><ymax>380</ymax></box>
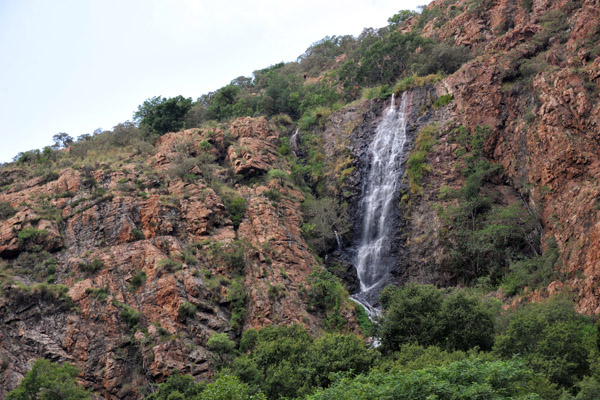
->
<box><xmin>494</xmin><ymin>297</ymin><xmax>593</xmax><ymax>388</ymax></box>
<box><xmin>134</xmin><ymin>95</ymin><xmax>193</xmax><ymax>135</ymax></box>
<box><xmin>145</xmin><ymin>373</ymin><xmax>264</xmax><ymax>400</ymax></box>
<box><xmin>221</xmin><ymin>192</ymin><xmax>247</xmax><ymax>229</ymax></box>
<box><xmin>6</xmin><ymin>358</ymin><xmax>90</xmax><ymax>400</ymax></box>
<box><xmin>0</xmin><ymin>201</ymin><xmax>16</xmax><ymax>220</ymax></box>
<box><xmin>378</xmin><ymin>284</ymin><xmax>495</xmax><ymax>353</ymax></box>
<box><xmin>406</xmin><ymin>124</ymin><xmax>436</xmax><ymax>195</ymax></box>
<box><xmin>306</xmin><ymin>358</ymin><xmax>557</xmax><ymax>400</ymax></box>
<box><xmin>231</xmin><ymin>325</ymin><xmax>376</xmax><ymax>399</ymax></box>
<box><xmin>440</xmin><ymin>125</ymin><xmax>539</xmax><ymax>284</ymax></box>
<box><xmin>301</xmin><ymin>197</ymin><xmax>350</xmax><ymax>256</ymax></box>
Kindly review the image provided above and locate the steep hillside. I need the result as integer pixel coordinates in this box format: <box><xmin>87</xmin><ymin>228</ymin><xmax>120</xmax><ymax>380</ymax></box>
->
<box><xmin>399</xmin><ymin>0</ymin><xmax>600</xmax><ymax>313</ymax></box>
<box><xmin>2</xmin><ymin>0</ymin><xmax>600</xmax><ymax>398</ymax></box>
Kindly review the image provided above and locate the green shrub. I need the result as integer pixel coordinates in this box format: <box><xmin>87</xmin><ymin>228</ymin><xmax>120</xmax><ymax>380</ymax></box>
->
<box><xmin>133</xmin><ymin>95</ymin><xmax>193</xmax><ymax>135</ymax></box>
<box><xmin>406</xmin><ymin>124</ymin><xmax>436</xmax><ymax>195</ymax></box>
<box><xmin>85</xmin><ymin>287</ymin><xmax>110</xmax><ymax>302</ymax></box>
<box><xmin>6</xmin><ymin>358</ymin><xmax>90</xmax><ymax>400</ymax></box>
<box><xmin>378</xmin><ymin>284</ymin><xmax>494</xmax><ymax>353</ymax></box>
<box><xmin>207</xmin><ymin>332</ymin><xmax>236</xmax><ymax>367</ymax></box>
<box><xmin>131</xmin><ymin>228</ymin><xmax>145</xmax><ymax>240</ymax></box>
<box><xmin>222</xmin><ymin>193</ymin><xmax>246</xmax><ymax>229</ymax></box>
<box><xmin>145</xmin><ymin>373</ymin><xmax>206</xmax><ymax>400</ymax></box>
<box><xmin>301</xmin><ymin>197</ymin><xmax>350</xmax><ymax>256</ymax></box>
<box><xmin>157</xmin><ymin>258</ymin><xmax>182</xmax><ymax>275</ymax></box>
<box><xmin>178</xmin><ymin>301</ymin><xmax>197</xmax><ymax>320</ymax></box>
<box><xmin>501</xmin><ymin>238</ymin><xmax>560</xmax><ymax>296</ymax></box>
<box><xmin>262</xmin><ymin>189</ymin><xmax>281</xmax><ymax>203</ymax></box>
<box><xmin>494</xmin><ymin>297</ymin><xmax>592</xmax><ymax>388</ymax></box>
<box><xmin>432</xmin><ymin>94</ymin><xmax>453</xmax><ymax>108</ymax></box>
<box><xmin>306</xmin><ymin>358</ymin><xmax>556</xmax><ymax>400</ymax></box>
<box><xmin>78</xmin><ymin>258</ymin><xmax>104</xmax><ymax>273</ymax></box>
<box><xmin>202</xmin><ymin>374</ymin><xmax>265</xmax><ymax>400</ymax></box>
<box><xmin>0</xmin><ymin>201</ymin><xmax>16</xmax><ymax>220</ymax></box>
<box><xmin>227</xmin><ymin>278</ymin><xmax>247</xmax><ymax>333</ymax></box>
<box><xmin>354</xmin><ymin>303</ymin><xmax>374</xmax><ymax>336</ymax></box>
<box><xmin>17</xmin><ymin>227</ymin><xmax>48</xmax><ymax>246</ymax></box>
<box><xmin>129</xmin><ymin>270</ymin><xmax>147</xmax><ymax>291</ymax></box>
<box><xmin>113</xmin><ymin>300</ymin><xmax>141</xmax><ymax>330</ymax></box>
<box><xmin>305</xmin><ymin>267</ymin><xmax>348</xmax><ymax>330</ymax></box>
<box><xmin>231</xmin><ymin>325</ymin><xmax>375</xmax><ymax>399</ymax></box>
<box><xmin>224</xmin><ymin>242</ymin><xmax>247</xmax><ymax>275</ymax></box>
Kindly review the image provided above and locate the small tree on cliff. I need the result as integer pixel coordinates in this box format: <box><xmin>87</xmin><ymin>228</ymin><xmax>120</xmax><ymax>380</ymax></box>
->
<box><xmin>133</xmin><ymin>95</ymin><xmax>193</xmax><ymax>135</ymax></box>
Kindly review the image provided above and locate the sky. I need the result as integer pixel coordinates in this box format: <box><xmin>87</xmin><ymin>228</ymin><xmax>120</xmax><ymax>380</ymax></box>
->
<box><xmin>0</xmin><ymin>0</ymin><xmax>428</xmax><ymax>163</ymax></box>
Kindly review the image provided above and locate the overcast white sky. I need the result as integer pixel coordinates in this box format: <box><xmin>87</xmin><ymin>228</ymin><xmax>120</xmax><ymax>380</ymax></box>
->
<box><xmin>0</xmin><ymin>0</ymin><xmax>427</xmax><ymax>163</ymax></box>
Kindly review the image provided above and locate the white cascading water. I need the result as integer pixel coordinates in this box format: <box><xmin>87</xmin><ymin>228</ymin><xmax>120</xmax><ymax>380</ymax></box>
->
<box><xmin>351</xmin><ymin>92</ymin><xmax>409</xmax><ymax>318</ymax></box>
<box><xmin>290</xmin><ymin>128</ymin><xmax>299</xmax><ymax>156</ymax></box>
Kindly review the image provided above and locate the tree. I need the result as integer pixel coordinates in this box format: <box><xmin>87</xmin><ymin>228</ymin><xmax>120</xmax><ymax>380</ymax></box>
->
<box><xmin>133</xmin><ymin>95</ymin><xmax>193</xmax><ymax>134</ymax></box>
<box><xmin>145</xmin><ymin>373</ymin><xmax>205</xmax><ymax>400</ymax></box>
<box><xmin>207</xmin><ymin>333</ymin><xmax>236</xmax><ymax>368</ymax></box>
<box><xmin>494</xmin><ymin>297</ymin><xmax>591</xmax><ymax>388</ymax></box>
<box><xmin>387</xmin><ymin>10</ymin><xmax>417</xmax><ymax>29</ymax></box>
<box><xmin>52</xmin><ymin>132</ymin><xmax>74</xmax><ymax>149</ymax></box>
<box><xmin>201</xmin><ymin>375</ymin><xmax>265</xmax><ymax>400</ymax></box>
<box><xmin>378</xmin><ymin>284</ymin><xmax>495</xmax><ymax>353</ymax></box>
<box><xmin>306</xmin><ymin>358</ymin><xmax>557</xmax><ymax>400</ymax></box>
<box><xmin>6</xmin><ymin>358</ymin><xmax>90</xmax><ymax>400</ymax></box>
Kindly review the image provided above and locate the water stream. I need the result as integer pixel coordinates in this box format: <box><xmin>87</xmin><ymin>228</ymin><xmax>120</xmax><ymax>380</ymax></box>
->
<box><xmin>290</xmin><ymin>128</ymin><xmax>299</xmax><ymax>156</ymax></box>
<box><xmin>351</xmin><ymin>92</ymin><xmax>409</xmax><ymax>318</ymax></box>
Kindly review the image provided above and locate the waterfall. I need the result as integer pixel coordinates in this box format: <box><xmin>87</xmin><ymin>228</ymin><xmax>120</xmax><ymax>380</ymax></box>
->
<box><xmin>290</xmin><ymin>128</ymin><xmax>299</xmax><ymax>156</ymax></box>
<box><xmin>351</xmin><ymin>92</ymin><xmax>409</xmax><ymax>317</ymax></box>
<box><xmin>334</xmin><ymin>230</ymin><xmax>342</xmax><ymax>251</ymax></box>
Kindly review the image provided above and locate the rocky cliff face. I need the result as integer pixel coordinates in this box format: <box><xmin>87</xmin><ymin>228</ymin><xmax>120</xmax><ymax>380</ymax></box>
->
<box><xmin>399</xmin><ymin>0</ymin><xmax>600</xmax><ymax>312</ymax></box>
<box><xmin>0</xmin><ymin>117</ymin><xmax>357</xmax><ymax>398</ymax></box>
<box><xmin>2</xmin><ymin>0</ymin><xmax>600</xmax><ymax>397</ymax></box>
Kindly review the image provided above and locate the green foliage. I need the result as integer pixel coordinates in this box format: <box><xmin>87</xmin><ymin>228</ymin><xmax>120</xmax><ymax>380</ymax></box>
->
<box><xmin>13</xmin><ymin>251</ymin><xmax>55</xmax><ymax>281</ymax></box>
<box><xmin>387</xmin><ymin>10</ymin><xmax>418</xmax><ymax>29</ymax></box>
<box><xmin>201</xmin><ymin>374</ymin><xmax>266</xmax><ymax>400</ymax></box>
<box><xmin>439</xmin><ymin>125</ymin><xmax>540</xmax><ymax>284</ymax></box>
<box><xmin>129</xmin><ymin>270</ymin><xmax>147</xmax><ymax>291</ymax></box>
<box><xmin>301</xmin><ymin>197</ymin><xmax>350</xmax><ymax>256</ymax></box>
<box><xmin>113</xmin><ymin>300</ymin><xmax>141</xmax><ymax>331</ymax></box>
<box><xmin>134</xmin><ymin>95</ymin><xmax>193</xmax><ymax>135</ymax></box>
<box><xmin>494</xmin><ymin>297</ymin><xmax>592</xmax><ymax>388</ymax></box>
<box><xmin>354</xmin><ymin>303</ymin><xmax>374</xmax><ymax>336</ymax></box>
<box><xmin>0</xmin><ymin>201</ymin><xmax>16</xmax><ymax>220</ymax></box>
<box><xmin>378</xmin><ymin>284</ymin><xmax>494</xmax><ymax>353</ymax></box>
<box><xmin>222</xmin><ymin>192</ymin><xmax>247</xmax><ymax>229</ymax></box>
<box><xmin>178</xmin><ymin>301</ymin><xmax>197</xmax><ymax>321</ymax></box>
<box><xmin>208</xmin><ymin>332</ymin><xmax>237</xmax><ymax>367</ymax></box>
<box><xmin>267</xmin><ymin>169</ymin><xmax>289</xmax><ymax>186</ymax></box>
<box><xmin>6</xmin><ymin>358</ymin><xmax>90</xmax><ymax>400</ymax></box>
<box><xmin>78</xmin><ymin>258</ymin><xmax>104</xmax><ymax>274</ymax></box>
<box><xmin>52</xmin><ymin>132</ymin><xmax>74</xmax><ymax>149</ymax></box>
<box><xmin>17</xmin><ymin>227</ymin><xmax>48</xmax><ymax>247</ymax></box>
<box><xmin>406</xmin><ymin>124</ymin><xmax>436</xmax><ymax>195</ymax></box>
<box><xmin>227</xmin><ymin>278</ymin><xmax>247</xmax><ymax>333</ymax></box>
<box><xmin>262</xmin><ymin>189</ymin><xmax>281</xmax><ymax>203</ymax></box>
<box><xmin>432</xmin><ymin>94</ymin><xmax>453</xmax><ymax>108</ymax></box>
<box><xmin>224</xmin><ymin>241</ymin><xmax>247</xmax><ymax>275</ymax></box>
<box><xmin>157</xmin><ymin>258</ymin><xmax>182</xmax><ymax>275</ymax></box>
<box><xmin>305</xmin><ymin>267</ymin><xmax>348</xmax><ymax>330</ymax></box>
<box><xmin>232</xmin><ymin>325</ymin><xmax>375</xmax><ymax>399</ymax></box>
<box><xmin>306</xmin><ymin>357</ymin><xmax>556</xmax><ymax>400</ymax></box>
<box><xmin>392</xmin><ymin>73</ymin><xmax>443</xmax><ymax>94</ymax></box>
<box><xmin>145</xmin><ymin>373</ymin><xmax>205</xmax><ymax>400</ymax></box>
<box><xmin>502</xmin><ymin>238</ymin><xmax>560</xmax><ymax>295</ymax></box>
<box><xmin>85</xmin><ymin>287</ymin><xmax>110</xmax><ymax>302</ymax></box>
